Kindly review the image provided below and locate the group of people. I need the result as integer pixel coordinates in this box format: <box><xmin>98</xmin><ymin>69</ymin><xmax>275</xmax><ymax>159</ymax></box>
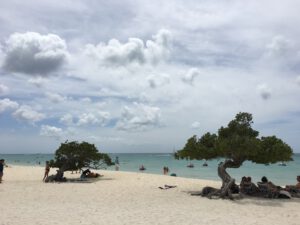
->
<box><xmin>163</xmin><ymin>166</ymin><xmax>169</xmax><ymax>175</ymax></box>
<box><xmin>80</xmin><ymin>169</ymin><xmax>102</xmax><ymax>179</ymax></box>
<box><xmin>239</xmin><ymin>175</ymin><xmax>300</xmax><ymax>198</ymax></box>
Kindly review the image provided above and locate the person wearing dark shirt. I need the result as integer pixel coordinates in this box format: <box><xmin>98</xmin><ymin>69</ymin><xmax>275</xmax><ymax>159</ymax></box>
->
<box><xmin>0</xmin><ymin>159</ymin><xmax>5</xmax><ymax>183</ymax></box>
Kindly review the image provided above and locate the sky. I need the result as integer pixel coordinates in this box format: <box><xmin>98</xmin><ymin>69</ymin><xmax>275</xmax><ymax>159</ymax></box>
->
<box><xmin>0</xmin><ymin>0</ymin><xmax>300</xmax><ymax>153</ymax></box>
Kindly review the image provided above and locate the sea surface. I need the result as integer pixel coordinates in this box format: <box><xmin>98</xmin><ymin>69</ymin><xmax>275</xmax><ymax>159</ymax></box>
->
<box><xmin>1</xmin><ymin>153</ymin><xmax>299</xmax><ymax>186</ymax></box>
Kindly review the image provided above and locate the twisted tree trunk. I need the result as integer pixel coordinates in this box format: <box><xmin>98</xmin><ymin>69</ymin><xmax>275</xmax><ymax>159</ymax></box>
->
<box><xmin>204</xmin><ymin>159</ymin><xmax>243</xmax><ymax>199</ymax></box>
<box><xmin>45</xmin><ymin>163</ymin><xmax>68</xmax><ymax>182</ymax></box>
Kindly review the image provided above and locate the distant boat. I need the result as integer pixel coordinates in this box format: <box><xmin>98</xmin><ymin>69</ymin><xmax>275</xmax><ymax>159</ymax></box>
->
<box><xmin>202</xmin><ymin>162</ymin><xmax>208</xmax><ymax>167</ymax></box>
<box><xmin>139</xmin><ymin>165</ymin><xmax>146</xmax><ymax>171</ymax></box>
<box><xmin>278</xmin><ymin>162</ymin><xmax>287</xmax><ymax>166</ymax></box>
<box><xmin>187</xmin><ymin>163</ymin><xmax>194</xmax><ymax>168</ymax></box>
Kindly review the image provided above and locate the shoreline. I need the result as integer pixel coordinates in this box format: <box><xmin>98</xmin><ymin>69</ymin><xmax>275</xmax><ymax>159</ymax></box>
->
<box><xmin>1</xmin><ymin>153</ymin><xmax>299</xmax><ymax>186</ymax></box>
<box><xmin>1</xmin><ymin>166</ymin><xmax>300</xmax><ymax>225</ymax></box>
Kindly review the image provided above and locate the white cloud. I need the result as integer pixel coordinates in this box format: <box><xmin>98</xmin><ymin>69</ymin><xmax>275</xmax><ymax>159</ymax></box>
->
<box><xmin>257</xmin><ymin>84</ymin><xmax>271</xmax><ymax>100</ymax></box>
<box><xmin>80</xmin><ymin>97</ymin><xmax>92</xmax><ymax>103</ymax></box>
<box><xmin>2</xmin><ymin>32</ymin><xmax>68</xmax><ymax>75</ymax></box>
<box><xmin>84</xmin><ymin>29</ymin><xmax>172</xmax><ymax>67</ymax></box>
<box><xmin>0</xmin><ymin>98</ymin><xmax>19</xmax><ymax>113</ymax></box>
<box><xmin>0</xmin><ymin>84</ymin><xmax>9</xmax><ymax>95</ymax></box>
<box><xmin>147</xmin><ymin>73</ymin><xmax>170</xmax><ymax>88</ymax></box>
<box><xmin>45</xmin><ymin>92</ymin><xmax>66</xmax><ymax>103</ymax></box>
<box><xmin>28</xmin><ymin>77</ymin><xmax>47</xmax><ymax>88</ymax></box>
<box><xmin>191</xmin><ymin>121</ymin><xmax>201</xmax><ymax>129</ymax></box>
<box><xmin>116</xmin><ymin>103</ymin><xmax>161</xmax><ymax>131</ymax></box>
<box><xmin>60</xmin><ymin>113</ymin><xmax>74</xmax><ymax>125</ymax></box>
<box><xmin>12</xmin><ymin>105</ymin><xmax>45</xmax><ymax>123</ymax></box>
<box><xmin>2</xmin><ymin>0</ymin><xmax>300</xmax><ymax>153</ymax></box>
<box><xmin>265</xmin><ymin>36</ymin><xmax>293</xmax><ymax>57</ymax></box>
<box><xmin>296</xmin><ymin>76</ymin><xmax>300</xmax><ymax>86</ymax></box>
<box><xmin>40</xmin><ymin>125</ymin><xmax>63</xmax><ymax>139</ymax></box>
<box><xmin>182</xmin><ymin>68</ymin><xmax>201</xmax><ymax>85</ymax></box>
<box><xmin>76</xmin><ymin>111</ymin><xmax>110</xmax><ymax>126</ymax></box>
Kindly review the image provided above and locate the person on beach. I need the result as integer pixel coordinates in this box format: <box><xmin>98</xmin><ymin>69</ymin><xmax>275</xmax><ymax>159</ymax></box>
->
<box><xmin>43</xmin><ymin>161</ymin><xmax>50</xmax><ymax>181</ymax></box>
<box><xmin>139</xmin><ymin>165</ymin><xmax>146</xmax><ymax>171</ymax></box>
<box><xmin>285</xmin><ymin>176</ymin><xmax>300</xmax><ymax>191</ymax></box>
<box><xmin>163</xmin><ymin>166</ymin><xmax>169</xmax><ymax>175</ymax></box>
<box><xmin>115</xmin><ymin>157</ymin><xmax>120</xmax><ymax>171</ymax></box>
<box><xmin>240</xmin><ymin>176</ymin><xmax>259</xmax><ymax>195</ymax></box>
<box><xmin>0</xmin><ymin>159</ymin><xmax>5</xmax><ymax>183</ymax></box>
<box><xmin>260</xmin><ymin>176</ymin><xmax>278</xmax><ymax>189</ymax></box>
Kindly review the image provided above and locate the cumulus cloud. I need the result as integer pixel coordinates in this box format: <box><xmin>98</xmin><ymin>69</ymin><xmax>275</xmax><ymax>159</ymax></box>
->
<box><xmin>40</xmin><ymin>125</ymin><xmax>63</xmax><ymax>139</ymax></box>
<box><xmin>257</xmin><ymin>84</ymin><xmax>271</xmax><ymax>100</ymax></box>
<box><xmin>2</xmin><ymin>32</ymin><xmax>68</xmax><ymax>75</ymax></box>
<box><xmin>191</xmin><ymin>121</ymin><xmax>201</xmax><ymax>129</ymax></box>
<box><xmin>85</xmin><ymin>29</ymin><xmax>172</xmax><ymax>67</ymax></box>
<box><xmin>182</xmin><ymin>68</ymin><xmax>200</xmax><ymax>85</ymax></box>
<box><xmin>45</xmin><ymin>92</ymin><xmax>66</xmax><ymax>103</ymax></box>
<box><xmin>77</xmin><ymin>112</ymin><xmax>110</xmax><ymax>126</ymax></box>
<box><xmin>265</xmin><ymin>36</ymin><xmax>293</xmax><ymax>57</ymax></box>
<box><xmin>147</xmin><ymin>73</ymin><xmax>170</xmax><ymax>88</ymax></box>
<box><xmin>60</xmin><ymin>113</ymin><xmax>74</xmax><ymax>126</ymax></box>
<box><xmin>28</xmin><ymin>77</ymin><xmax>47</xmax><ymax>88</ymax></box>
<box><xmin>0</xmin><ymin>98</ymin><xmax>19</xmax><ymax>113</ymax></box>
<box><xmin>116</xmin><ymin>103</ymin><xmax>161</xmax><ymax>131</ymax></box>
<box><xmin>0</xmin><ymin>84</ymin><xmax>9</xmax><ymax>95</ymax></box>
<box><xmin>12</xmin><ymin>105</ymin><xmax>45</xmax><ymax>123</ymax></box>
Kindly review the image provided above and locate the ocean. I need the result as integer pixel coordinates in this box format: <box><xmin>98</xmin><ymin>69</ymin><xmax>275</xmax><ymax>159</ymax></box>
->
<box><xmin>1</xmin><ymin>153</ymin><xmax>299</xmax><ymax>186</ymax></box>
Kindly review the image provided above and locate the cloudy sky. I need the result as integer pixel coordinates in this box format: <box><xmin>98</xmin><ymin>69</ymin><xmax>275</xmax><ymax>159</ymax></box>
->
<box><xmin>0</xmin><ymin>0</ymin><xmax>300</xmax><ymax>153</ymax></box>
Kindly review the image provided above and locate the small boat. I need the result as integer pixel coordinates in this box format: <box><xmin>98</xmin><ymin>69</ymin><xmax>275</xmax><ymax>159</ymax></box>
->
<box><xmin>278</xmin><ymin>162</ymin><xmax>287</xmax><ymax>166</ymax></box>
<box><xmin>139</xmin><ymin>165</ymin><xmax>146</xmax><ymax>171</ymax></box>
<box><xmin>202</xmin><ymin>162</ymin><xmax>208</xmax><ymax>167</ymax></box>
<box><xmin>187</xmin><ymin>163</ymin><xmax>194</xmax><ymax>168</ymax></box>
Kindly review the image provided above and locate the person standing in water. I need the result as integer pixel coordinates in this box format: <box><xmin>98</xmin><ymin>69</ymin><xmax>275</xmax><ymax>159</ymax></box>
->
<box><xmin>43</xmin><ymin>161</ymin><xmax>50</xmax><ymax>181</ymax></box>
<box><xmin>115</xmin><ymin>157</ymin><xmax>120</xmax><ymax>171</ymax></box>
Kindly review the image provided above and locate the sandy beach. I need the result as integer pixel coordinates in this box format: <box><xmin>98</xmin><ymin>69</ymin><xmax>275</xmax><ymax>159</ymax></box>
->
<box><xmin>0</xmin><ymin>166</ymin><xmax>299</xmax><ymax>225</ymax></box>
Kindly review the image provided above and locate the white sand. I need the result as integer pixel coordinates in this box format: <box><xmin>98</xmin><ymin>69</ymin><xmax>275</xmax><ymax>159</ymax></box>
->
<box><xmin>0</xmin><ymin>166</ymin><xmax>299</xmax><ymax>225</ymax></box>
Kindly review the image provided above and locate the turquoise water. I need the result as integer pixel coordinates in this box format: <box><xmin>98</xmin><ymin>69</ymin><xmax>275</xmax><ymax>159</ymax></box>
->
<box><xmin>1</xmin><ymin>153</ymin><xmax>299</xmax><ymax>186</ymax></box>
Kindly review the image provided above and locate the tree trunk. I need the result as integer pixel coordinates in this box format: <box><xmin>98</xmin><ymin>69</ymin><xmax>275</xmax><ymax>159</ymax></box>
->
<box><xmin>45</xmin><ymin>163</ymin><xmax>68</xmax><ymax>182</ymax></box>
<box><xmin>205</xmin><ymin>159</ymin><xmax>243</xmax><ymax>199</ymax></box>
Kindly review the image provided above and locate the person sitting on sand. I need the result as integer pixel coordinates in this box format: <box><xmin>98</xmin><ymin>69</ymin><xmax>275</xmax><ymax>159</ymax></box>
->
<box><xmin>240</xmin><ymin>176</ymin><xmax>259</xmax><ymax>195</ymax></box>
<box><xmin>260</xmin><ymin>176</ymin><xmax>280</xmax><ymax>190</ymax></box>
<box><xmin>86</xmin><ymin>172</ymin><xmax>101</xmax><ymax>178</ymax></box>
<box><xmin>81</xmin><ymin>169</ymin><xmax>102</xmax><ymax>178</ymax></box>
<box><xmin>285</xmin><ymin>176</ymin><xmax>300</xmax><ymax>192</ymax></box>
<box><xmin>43</xmin><ymin>161</ymin><xmax>50</xmax><ymax>182</ymax></box>
<box><xmin>81</xmin><ymin>169</ymin><xmax>91</xmax><ymax>178</ymax></box>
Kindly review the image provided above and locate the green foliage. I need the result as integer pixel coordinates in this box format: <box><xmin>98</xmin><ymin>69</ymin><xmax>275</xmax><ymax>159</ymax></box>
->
<box><xmin>251</xmin><ymin>136</ymin><xmax>293</xmax><ymax>164</ymax></box>
<box><xmin>175</xmin><ymin>133</ymin><xmax>218</xmax><ymax>160</ymax></box>
<box><xmin>175</xmin><ymin>112</ymin><xmax>293</xmax><ymax>165</ymax></box>
<box><xmin>49</xmin><ymin>141</ymin><xmax>113</xmax><ymax>171</ymax></box>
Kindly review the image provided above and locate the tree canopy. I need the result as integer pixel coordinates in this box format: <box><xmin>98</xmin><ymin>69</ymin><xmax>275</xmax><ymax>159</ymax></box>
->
<box><xmin>49</xmin><ymin>141</ymin><xmax>113</xmax><ymax>171</ymax></box>
<box><xmin>175</xmin><ymin>112</ymin><xmax>293</xmax><ymax>165</ymax></box>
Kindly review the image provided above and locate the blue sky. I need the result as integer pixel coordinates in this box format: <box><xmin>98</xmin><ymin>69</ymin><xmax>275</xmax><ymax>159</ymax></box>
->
<box><xmin>0</xmin><ymin>0</ymin><xmax>300</xmax><ymax>153</ymax></box>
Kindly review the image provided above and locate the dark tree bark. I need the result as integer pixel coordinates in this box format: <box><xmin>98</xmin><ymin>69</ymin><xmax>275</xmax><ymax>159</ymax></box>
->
<box><xmin>204</xmin><ymin>159</ymin><xmax>243</xmax><ymax>199</ymax></box>
<box><xmin>45</xmin><ymin>163</ymin><xmax>68</xmax><ymax>182</ymax></box>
